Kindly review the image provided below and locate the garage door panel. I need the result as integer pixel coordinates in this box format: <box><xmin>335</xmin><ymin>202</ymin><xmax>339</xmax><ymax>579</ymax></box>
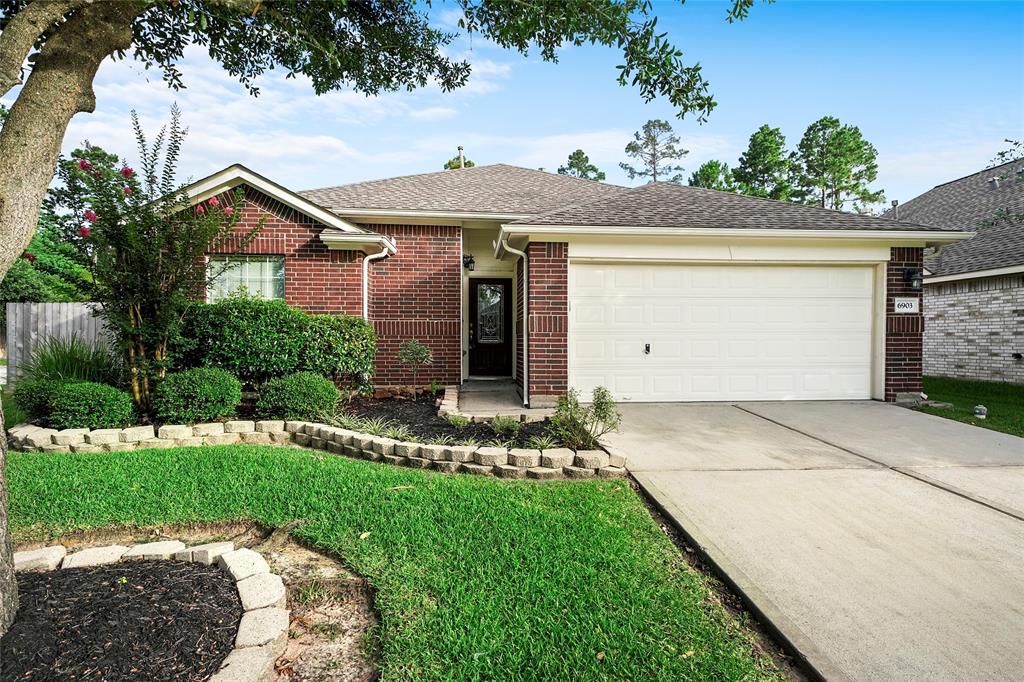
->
<box><xmin>569</xmin><ymin>263</ymin><xmax>874</xmax><ymax>402</ymax></box>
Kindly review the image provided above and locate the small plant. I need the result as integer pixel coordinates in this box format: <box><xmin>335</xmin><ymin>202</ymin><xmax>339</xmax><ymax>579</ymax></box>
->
<box><xmin>429</xmin><ymin>379</ymin><xmax>442</xmax><ymax>396</ymax></box>
<box><xmin>48</xmin><ymin>381</ymin><xmax>135</xmax><ymax>430</ymax></box>
<box><xmin>526</xmin><ymin>434</ymin><xmax>558</xmax><ymax>450</ymax></box>
<box><xmin>426</xmin><ymin>434</ymin><xmax>455</xmax><ymax>446</ymax></box>
<box><xmin>360</xmin><ymin>416</ymin><xmax>394</xmax><ymax>436</ymax></box>
<box><xmin>446</xmin><ymin>414</ymin><xmax>470</xmax><ymax>428</ymax></box>
<box><xmin>485</xmin><ymin>437</ymin><xmax>513</xmax><ymax>448</ymax></box>
<box><xmin>320</xmin><ymin>409</ymin><xmax>367</xmax><ymax>432</ymax></box>
<box><xmin>491</xmin><ymin>415</ymin><xmax>522</xmax><ymax>439</ymax></box>
<box><xmin>546</xmin><ymin>386</ymin><xmax>621</xmax><ymax>450</ymax></box>
<box><xmin>152</xmin><ymin>367</ymin><xmax>241</xmax><ymax>424</ymax></box>
<box><xmin>397</xmin><ymin>339</ymin><xmax>432</xmax><ymax>390</ymax></box>
<box><xmin>256</xmin><ymin>371</ymin><xmax>341</xmax><ymax>419</ymax></box>
<box><xmin>383</xmin><ymin>424</ymin><xmax>414</xmax><ymax>441</ymax></box>
<box><xmin>457</xmin><ymin>436</ymin><xmax>480</xmax><ymax>447</ymax></box>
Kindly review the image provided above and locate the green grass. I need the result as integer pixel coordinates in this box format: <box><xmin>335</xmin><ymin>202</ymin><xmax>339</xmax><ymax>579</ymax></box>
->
<box><xmin>2</xmin><ymin>390</ymin><xmax>27</xmax><ymax>426</ymax></box>
<box><xmin>8</xmin><ymin>446</ymin><xmax>783</xmax><ymax>681</ymax></box>
<box><xmin>920</xmin><ymin>376</ymin><xmax>1024</xmax><ymax>437</ymax></box>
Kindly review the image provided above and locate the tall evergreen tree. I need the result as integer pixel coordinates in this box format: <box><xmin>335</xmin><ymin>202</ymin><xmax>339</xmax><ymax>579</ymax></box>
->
<box><xmin>734</xmin><ymin>124</ymin><xmax>792</xmax><ymax>200</ymax></box>
<box><xmin>790</xmin><ymin>116</ymin><xmax>884</xmax><ymax>210</ymax></box>
<box><xmin>687</xmin><ymin>160</ymin><xmax>736</xmax><ymax>191</ymax></box>
<box><xmin>619</xmin><ymin>119</ymin><xmax>688</xmax><ymax>183</ymax></box>
<box><xmin>558</xmin><ymin>149</ymin><xmax>606</xmax><ymax>181</ymax></box>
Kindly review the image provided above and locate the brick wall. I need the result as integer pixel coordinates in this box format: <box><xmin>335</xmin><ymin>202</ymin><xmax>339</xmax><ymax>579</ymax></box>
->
<box><xmin>208</xmin><ymin>187</ymin><xmax>462</xmax><ymax>387</ymax></box>
<box><xmin>924</xmin><ymin>274</ymin><xmax>1024</xmax><ymax>384</ymax></box>
<box><xmin>885</xmin><ymin>247</ymin><xmax>925</xmax><ymax>401</ymax></box>
<box><xmin>367</xmin><ymin>224</ymin><xmax>462</xmax><ymax>386</ymax></box>
<box><xmin>526</xmin><ymin>242</ymin><xmax>568</xmax><ymax>405</ymax></box>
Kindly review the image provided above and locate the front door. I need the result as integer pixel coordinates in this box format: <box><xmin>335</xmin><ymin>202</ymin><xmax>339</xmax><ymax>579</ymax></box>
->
<box><xmin>469</xmin><ymin>278</ymin><xmax>513</xmax><ymax>376</ymax></box>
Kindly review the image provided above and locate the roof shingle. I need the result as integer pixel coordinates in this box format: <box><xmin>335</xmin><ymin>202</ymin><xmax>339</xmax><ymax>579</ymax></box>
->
<box><xmin>300</xmin><ymin>164</ymin><xmax>627</xmax><ymax>216</ymax></box>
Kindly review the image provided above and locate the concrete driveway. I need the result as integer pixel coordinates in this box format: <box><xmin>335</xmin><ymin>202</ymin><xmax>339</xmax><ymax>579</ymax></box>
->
<box><xmin>603</xmin><ymin>401</ymin><xmax>1024</xmax><ymax>682</ymax></box>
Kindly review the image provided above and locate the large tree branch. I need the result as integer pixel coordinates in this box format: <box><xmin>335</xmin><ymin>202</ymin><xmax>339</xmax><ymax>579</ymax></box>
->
<box><xmin>0</xmin><ymin>0</ymin><xmax>90</xmax><ymax>99</ymax></box>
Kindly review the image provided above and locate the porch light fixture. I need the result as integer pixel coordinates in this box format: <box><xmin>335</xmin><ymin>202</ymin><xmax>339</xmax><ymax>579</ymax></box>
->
<box><xmin>903</xmin><ymin>267</ymin><xmax>923</xmax><ymax>291</ymax></box>
<box><xmin>463</xmin><ymin>254</ymin><xmax>476</xmax><ymax>271</ymax></box>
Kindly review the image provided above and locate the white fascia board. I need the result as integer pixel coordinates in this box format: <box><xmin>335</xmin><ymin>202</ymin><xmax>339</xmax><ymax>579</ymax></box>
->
<box><xmin>183</xmin><ymin>164</ymin><xmax>364</xmax><ymax>234</ymax></box>
<box><xmin>319</xmin><ymin>231</ymin><xmax>397</xmax><ymax>254</ymax></box>
<box><xmin>925</xmin><ymin>263</ymin><xmax>1024</xmax><ymax>284</ymax></box>
<box><xmin>499</xmin><ymin>224</ymin><xmax>973</xmax><ymax>244</ymax></box>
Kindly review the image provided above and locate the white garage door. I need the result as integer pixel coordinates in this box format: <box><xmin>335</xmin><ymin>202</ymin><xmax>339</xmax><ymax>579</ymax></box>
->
<box><xmin>569</xmin><ymin>263</ymin><xmax>875</xmax><ymax>402</ymax></box>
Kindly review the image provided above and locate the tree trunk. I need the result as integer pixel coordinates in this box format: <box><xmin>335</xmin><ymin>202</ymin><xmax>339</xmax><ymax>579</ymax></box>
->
<box><xmin>0</xmin><ymin>1</ymin><xmax>144</xmax><ymax>638</ymax></box>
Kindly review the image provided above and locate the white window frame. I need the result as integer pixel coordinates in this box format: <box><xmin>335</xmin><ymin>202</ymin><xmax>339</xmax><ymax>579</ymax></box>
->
<box><xmin>207</xmin><ymin>255</ymin><xmax>286</xmax><ymax>302</ymax></box>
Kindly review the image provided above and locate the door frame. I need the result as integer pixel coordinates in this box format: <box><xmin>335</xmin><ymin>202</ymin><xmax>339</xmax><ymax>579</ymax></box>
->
<box><xmin>467</xmin><ymin>276</ymin><xmax>515</xmax><ymax>377</ymax></box>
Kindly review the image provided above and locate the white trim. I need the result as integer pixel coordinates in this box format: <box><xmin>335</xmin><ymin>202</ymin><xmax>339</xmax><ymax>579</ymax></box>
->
<box><xmin>182</xmin><ymin>164</ymin><xmax>364</xmax><ymax>234</ymax></box>
<box><xmin>499</xmin><ymin>224</ymin><xmax>972</xmax><ymax>244</ymax></box>
<box><xmin>320</xmin><ymin>230</ymin><xmax>397</xmax><ymax>254</ymax></box>
<box><xmin>925</xmin><ymin>264</ymin><xmax>1024</xmax><ymax>284</ymax></box>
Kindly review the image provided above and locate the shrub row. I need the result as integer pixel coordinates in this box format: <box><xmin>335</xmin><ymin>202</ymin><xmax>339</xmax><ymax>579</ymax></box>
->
<box><xmin>173</xmin><ymin>296</ymin><xmax>376</xmax><ymax>388</ymax></box>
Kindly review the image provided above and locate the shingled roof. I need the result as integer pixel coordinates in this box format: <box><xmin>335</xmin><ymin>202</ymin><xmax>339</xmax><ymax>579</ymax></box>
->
<box><xmin>884</xmin><ymin>159</ymin><xmax>1024</xmax><ymax>277</ymax></box>
<box><xmin>510</xmin><ymin>181</ymin><xmax>959</xmax><ymax>232</ymax></box>
<box><xmin>300</xmin><ymin>164</ymin><xmax>627</xmax><ymax>216</ymax></box>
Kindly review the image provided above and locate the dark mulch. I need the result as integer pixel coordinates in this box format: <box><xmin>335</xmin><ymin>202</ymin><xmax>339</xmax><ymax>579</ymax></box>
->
<box><xmin>344</xmin><ymin>393</ymin><xmax>557</xmax><ymax>447</ymax></box>
<box><xmin>0</xmin><ymin>560</ymin><xmax>243</xmax><ymax>682</ymax></box>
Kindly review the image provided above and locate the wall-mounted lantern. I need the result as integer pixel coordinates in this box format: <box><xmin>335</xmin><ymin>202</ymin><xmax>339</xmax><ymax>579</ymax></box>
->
<box><xmin>462</xmin><ymin>254</ymin><xmax>476</xmax><ymax>271</ymax></box>
<box><xmin>903</xmin><ymin>267</ymin><xmax>923</xmax><ymax>291</ymax></box>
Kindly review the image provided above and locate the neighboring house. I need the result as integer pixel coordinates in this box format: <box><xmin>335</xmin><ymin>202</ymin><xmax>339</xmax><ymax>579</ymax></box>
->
<box><xmin>889</xmin><ymin>159</ymin><xmax>1024</xmax><ymax>385</ymax></box>
<box><xmin>183</xmin><ymin>164</ymin><xmax>966</xmax><ymax>406</ymax></box>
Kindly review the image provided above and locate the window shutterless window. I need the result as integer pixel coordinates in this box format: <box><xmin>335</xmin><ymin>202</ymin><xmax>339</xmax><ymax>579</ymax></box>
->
<box><xmin>207</xmin><ymin>255</ymin><xmax>285</xmax><ymax>301</ymax></box>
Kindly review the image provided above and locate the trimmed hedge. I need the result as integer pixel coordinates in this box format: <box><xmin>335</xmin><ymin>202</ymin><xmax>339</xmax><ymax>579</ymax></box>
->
<box><xmin>49</xmin><ymin>382</ymin><xmax>134</xmax><ymax>430</ymax></box>
<box><xmin>153</xmin><ymin>367</ymin><xmax>242</xmax><ymax>424</ymax></box>
<box><xmin>176</xmin><ymin>296</ymin><xmax>376</xmax><ymax>388</ymax></box>
<box><xmin>256</xmin><ymin>371</ymin><xmax>340</xmax><ymax>420</ymax></box>
<box><xmin>13</xmin><ymin>376</ymin><xmax>67</xmax><ymax>426</ymax></box>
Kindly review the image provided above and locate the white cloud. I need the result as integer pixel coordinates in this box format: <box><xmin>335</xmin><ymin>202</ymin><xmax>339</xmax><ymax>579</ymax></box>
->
<box><xmin>409</xmin><ymin>106</ymin><xmax>458</xmax><ymax>121</ymax></box>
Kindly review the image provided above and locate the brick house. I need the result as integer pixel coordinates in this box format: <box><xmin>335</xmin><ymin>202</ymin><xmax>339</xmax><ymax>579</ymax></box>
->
<box><xmin>184</xmin><ymin>164</ymin><xmax>967</xmax><ymax>406</ymax></box>
<box><xmin>886</xmin><ymin>159</ymin><xmax>1024</xmax><ymax>385</ymax></box>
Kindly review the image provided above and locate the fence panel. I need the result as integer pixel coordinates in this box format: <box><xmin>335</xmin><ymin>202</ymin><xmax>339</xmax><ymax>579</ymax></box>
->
<box><xmin>5</xmin><ymin>302</ymin><xmax>109</xmax><ymax>386</ymax></box>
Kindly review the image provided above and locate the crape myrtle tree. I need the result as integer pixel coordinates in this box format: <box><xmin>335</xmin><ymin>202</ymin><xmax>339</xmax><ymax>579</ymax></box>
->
<box><xmin>0</xmin><ymin>0</ymin><xmax>764</xmax><ymax>634</ymax></box>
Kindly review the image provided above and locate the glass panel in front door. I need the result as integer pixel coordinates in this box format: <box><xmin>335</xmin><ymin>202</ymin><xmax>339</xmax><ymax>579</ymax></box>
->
<box><xmin>477</xmin><ymin>284</ymin><xmax>504</xmax><ymax>344</ymax></box>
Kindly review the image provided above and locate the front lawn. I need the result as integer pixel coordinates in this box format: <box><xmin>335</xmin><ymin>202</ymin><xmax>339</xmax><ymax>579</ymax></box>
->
<box><xmin>7</xmin><ymin>446</ymin><xmax>784</xmax><ymax>681</ymax></box>
<box><xmin>920</xmin><ymin>376</ymin><xmax>1024</xmax><ymax>437</ymax></box>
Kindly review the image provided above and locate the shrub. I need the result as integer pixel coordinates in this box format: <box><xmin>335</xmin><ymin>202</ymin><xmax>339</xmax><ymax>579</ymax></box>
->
<box><xmin>48</xmin><ymin>381</ymin><xmax>134</xmax><ymax>430</ymax></box>
<box><xmin>20</xmin><ymin>333</ymin><xmax>123</xmax><ymax>387</ymax></box>
<box><xmin>256</xmin><ymin>371</ymin><xmax>341</xmax><ymax>419</ymax></box>
<box><xmin>153</xmin><ymin>367</ymin><xmax>242</xmax><ymax>424</ymax></box>
<box><xmin>12</xmin><ymin>376</ymin><xmax>67</xmax><ymax>425</ymax></box>
<box><xmin>397</xmin><ymin>339</ymin><xmax>432</xmax><ymax>388</ymax></box>
<box><xmin>176</xmin><ymin>294</ymin><xmax>307</xmax><ymax>384</ymax></box>
<box><xmin>301</xmin><ymin>315</ymin><xmax>376</xmax><ymax>388</ymax></box>
<box><xmin>546</xmin><ymin>386</ymin><xmax>622</xmax><ymax>450</ymax></box>
<box><xmin>491</xmin><ymin>415</ymin><xmax>522</xmax><ymax>438</ymax></box>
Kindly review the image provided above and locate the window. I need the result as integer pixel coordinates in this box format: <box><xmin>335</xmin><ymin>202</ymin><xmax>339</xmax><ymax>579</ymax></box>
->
<box><xmin>207</xmin><ymin>255</ymin><xmax>285</xmax><ymax>301</ymax></box>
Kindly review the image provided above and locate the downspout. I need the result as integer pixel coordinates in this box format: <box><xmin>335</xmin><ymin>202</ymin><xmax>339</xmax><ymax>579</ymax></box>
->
<box><xmin>500</xmin><ymin>237</ymin><xmax>529</xmax><ymax>407</ymax></box>
<box><xmin>362</xmin><ymin>245</ymin><xmax>390</xmax><ymax>321</ymax></box>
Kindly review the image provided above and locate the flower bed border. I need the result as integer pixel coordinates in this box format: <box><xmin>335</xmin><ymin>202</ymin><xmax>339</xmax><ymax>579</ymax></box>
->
<box><xmin>7</xmin><ymin>420</ymin><xmax>628</xmax><ymax>480</ymax></box>
<box><xmin>12</xmin><ymin>539</ymin><xmax>289</xmax><ymax>682</ymax></box>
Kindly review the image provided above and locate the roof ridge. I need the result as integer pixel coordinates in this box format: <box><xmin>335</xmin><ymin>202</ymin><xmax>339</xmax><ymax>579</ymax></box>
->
<box><xmin>928</xmin><ymin>157</ymin><xmax>1024</xmax><ymax>191</ymax></box>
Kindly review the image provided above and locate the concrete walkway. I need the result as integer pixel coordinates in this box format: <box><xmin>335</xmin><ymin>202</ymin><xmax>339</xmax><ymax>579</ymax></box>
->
<box><xmin>604</xmin><ymin>401</ymin><xmax>1024</xmax><ymax>682</ymax></box>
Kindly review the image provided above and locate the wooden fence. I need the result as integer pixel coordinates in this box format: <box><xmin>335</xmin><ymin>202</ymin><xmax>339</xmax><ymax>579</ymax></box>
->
<box><xmin>5</xmin><ymin>302</ymin><xmax>109</xmax><ymax>386</ymax></box>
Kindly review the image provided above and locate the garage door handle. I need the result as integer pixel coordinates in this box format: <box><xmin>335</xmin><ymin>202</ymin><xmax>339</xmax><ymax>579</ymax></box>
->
<box><xmin>644</xmin><ymin>343</ymin><xmax>650</xmax><ymax>355</ymax></box>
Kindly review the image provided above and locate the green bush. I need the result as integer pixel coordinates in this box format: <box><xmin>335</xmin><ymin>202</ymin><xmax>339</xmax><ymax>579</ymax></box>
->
<box><xmin>12</xmin><ymin>376</ymin><xmax>67</xmax><ymax>425</ymax></box>
<box><xmin>301</xmin><ymin>314</ymin><xmax>376</xmax><ymax>388</ymax></box>
<box><xmin>546</xmin><ymin>386</ymin><xmax>622</xmax><ymax>450</ymax></box>
<box><xmin>256</xmin><ymin>371</ymin><xmax>341</xmax><ymax>419</ymax></box>
<box><xmin>49</xmin><ymin>382</ymin><xmax>134</xmax><ymax>430</ymax></box>
<box><xmin>153</xmin><ymin>368</ymin><xmax>242</xmax><ymax>424</ymax></box>
<box><xmin>20</xmin><ymin>333</ymin><xmax>123</xmax><ymax>386</ymax></box>
<box><xmin>176</xmin><ymin>294</ymin><xmax>307</xmax><ymax>384</ymax></box>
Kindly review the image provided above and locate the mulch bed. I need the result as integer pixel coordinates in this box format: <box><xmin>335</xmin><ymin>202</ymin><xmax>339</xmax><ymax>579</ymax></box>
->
<box><xmin>344</xmin><ymin>393</ymin><xmax>556</xmax><ymax>447</ymax></box>
<box><xmin>0</xmin><ymin>560</ymin><xmax>243</xmax><ymax>681</ymax></box>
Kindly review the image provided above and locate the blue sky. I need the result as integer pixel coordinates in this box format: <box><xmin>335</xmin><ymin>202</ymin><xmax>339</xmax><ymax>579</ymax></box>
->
<box><xmin>8</xmin><ymin>0</ymin><xmax>1023</xmax><ymax>206</ymax></box>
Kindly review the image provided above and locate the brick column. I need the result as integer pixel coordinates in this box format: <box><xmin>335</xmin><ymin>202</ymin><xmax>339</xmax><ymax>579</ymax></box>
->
<box><xmin>526</xmin><ymin>242</ymin><xmax>568</xmax><ymax>407</ymax></box>
<box><xmin>885</xmin><ymin>247</ymin><xmax>924</xmax><ymax>401</ymax></box>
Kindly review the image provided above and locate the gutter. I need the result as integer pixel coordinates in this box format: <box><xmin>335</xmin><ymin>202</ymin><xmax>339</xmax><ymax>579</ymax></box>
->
<box><xmin>362</xmin><ymin>245</ymin><xmax>392</xmax><ymax>321</ymax></box>
<box><xmin>499</xmin><ymin>237</ymin><xmax>529</xmax><ymax>407</ymax></box>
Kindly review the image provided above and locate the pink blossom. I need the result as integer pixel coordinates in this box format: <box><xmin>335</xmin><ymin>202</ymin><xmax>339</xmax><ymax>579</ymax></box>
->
<box><xmin>79</xmin><ymin>226</ymin><xmax>92</xmax><ymax>238</ymax></box>
<box><xmin>22</xmin><ymin>251</ymin><xmax>36</xmax><ymax>262</ymax></box>
<box><xmin>208</xmin><ymin>196</ymin><xmax>220</xmax><ymax>207</ymax></box>
<box><xmin>84</xmin><ymin>209</ymin><xmax>98</xmax><ymax>223</ymax></box>
<box><xmin>195</xmin><ymin>205</ymin><xmax>206</xmax><ymax>215</ymax></box>
<box><xmin>123</xmin><ymin>186</ymin><xmax>133</xmax><ymax>196</ymax></box>
<box><xmin>78</xmin><ymin>159</ymin><xmax>94</xmax><ymax>172</ymax></box>
<box><xmin>223</xmin><ymin>206</ymin><xmax>234</xmax><ymax>217</ymax></box>
<box><xmin>93</xmin><ymin>171</ymin><xmax>102</xmax><ymax>180</ymax></box>
<box><xmin>120</xmin><ymin>166</ymin><xmax>134</xmax><ymax>179</ymax></box>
